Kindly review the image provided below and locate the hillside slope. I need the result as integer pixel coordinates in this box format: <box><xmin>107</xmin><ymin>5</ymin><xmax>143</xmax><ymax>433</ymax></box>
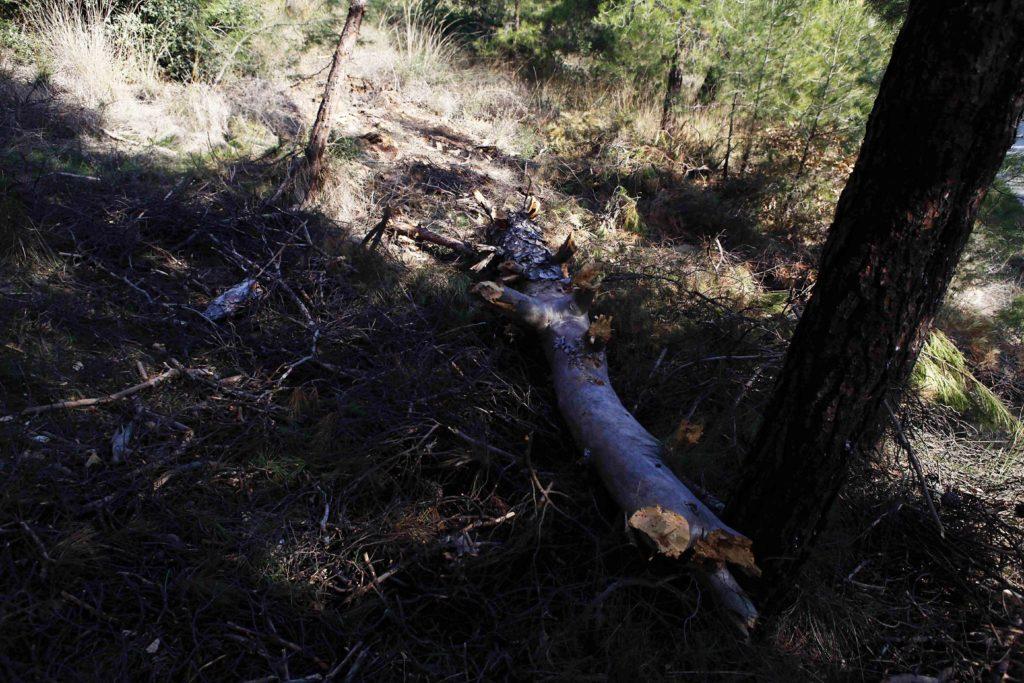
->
<box><xmin>0</xmin><ymin>4</ymin><xmax>1021</xmax><ymax>680</ymax></box>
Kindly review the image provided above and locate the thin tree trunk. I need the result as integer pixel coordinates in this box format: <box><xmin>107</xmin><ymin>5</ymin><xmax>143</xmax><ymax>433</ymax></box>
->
<box><xmin>302</xmin><ymin>0</ymin><xmax>367</xmax><ymax>199</ymax></box>
<box><xmin>790</xmin><ymin>18</ymin><xmax>857</xmax><ymax>185</ymax></box>
<box><xmin>738</xmin><ymin>0</ymin><xmax>780</xmax><ymax>176</ymax></box>
<box><xmin>778</xmin><ymin>33</ymin><xmax>842</xmax><ymax>226</ymax></box>
<box><xmin>474</xmin><ymin>207</ymin><xmax>759</xmax><ymax>631</ymax></box>
<box><xmin>726</xmin><ymin>0</ymin><xmax>1024</xmax><ymax>595</ymax></box>
<box><xmin>722</xmin><ymin>91</ymin><xmax>739</xmax><ymax>180</ymax></box>
<box><xmin>695</xmin><ymin>63</ymin><xmax>721</xmax><ymax>108</ymax></box>
<box><xmin>661</xmin><ymin>20</ymin><xmax>686</xmax><ymax>133</ymax></box>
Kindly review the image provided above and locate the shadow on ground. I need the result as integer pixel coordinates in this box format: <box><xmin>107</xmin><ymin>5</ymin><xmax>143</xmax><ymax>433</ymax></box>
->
<box><xmin>0</xmin><ymin>71</ymin><xmax>1020</xmax><ymax>682</ymax></box>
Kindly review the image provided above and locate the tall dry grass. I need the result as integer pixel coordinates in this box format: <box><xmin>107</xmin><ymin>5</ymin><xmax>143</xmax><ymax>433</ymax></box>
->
<box><xmin>385</xmin><ymin>0</ymin><xmax>460</xmax><ymax>83</ymax></box>
<box><xmin>27</xmin><ymin>0</ymin><xmax>159</xmax><ymax>108</ymax></box>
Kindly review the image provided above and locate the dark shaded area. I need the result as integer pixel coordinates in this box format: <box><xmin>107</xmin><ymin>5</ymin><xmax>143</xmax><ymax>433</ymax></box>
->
<box><xmin>0</xmin><ymin>67</ymin><xmax>1020</xmax><ymax>683</ymax></box>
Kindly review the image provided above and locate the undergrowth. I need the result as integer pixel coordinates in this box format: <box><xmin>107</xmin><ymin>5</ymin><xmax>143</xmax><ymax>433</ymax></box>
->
<box><xmin>0</xmin><ymin>1</ymin><xmax>1021</xmax><ymax>680</ymax></box>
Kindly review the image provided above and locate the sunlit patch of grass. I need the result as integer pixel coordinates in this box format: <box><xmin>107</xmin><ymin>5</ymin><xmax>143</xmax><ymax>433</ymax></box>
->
<box><xmin>912</xmin><ymin>329</ymin><xmax>1023</xmax><ymax>446</ymax></box>
<box><xmin>754</xmin><ymin>289</ymin><xmax>790</xmax><ymax>315</ymax></box>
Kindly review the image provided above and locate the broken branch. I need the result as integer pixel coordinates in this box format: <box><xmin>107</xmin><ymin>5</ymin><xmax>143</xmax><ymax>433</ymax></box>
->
<box><xmin>7</xmin><ymin>368</ymin><xmax>183</xmax><ymax>419</ymax></box>
<box><xmin>473</xmin><ymin>207</ymin><xmax>759</xmax><ymax>631</ymax></box>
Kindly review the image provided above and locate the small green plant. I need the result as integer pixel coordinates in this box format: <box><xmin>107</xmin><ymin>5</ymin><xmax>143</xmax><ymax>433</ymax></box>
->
<box><xmin>997</xmin><ymin>295</ymin><xmax>1024</xmax><ymax>333</ymax></box>
<box><xmin>611</xmin><ymin>185</ymin><xmax>644</xmax><ymax>234</ymax></box>
<box><xmin>327</xmin><ymin>133</ymin><xmax>362</xmax><ymax>161</ymax></box>
<box><xmin>0</xmin><ymin>16</ymin><xmax>31</xmax><ymax>61</ymax></box>
<box><xmin>114</xmin><ymin>0</ymin><xmax>264</xmax><ymax>81</ymax></box>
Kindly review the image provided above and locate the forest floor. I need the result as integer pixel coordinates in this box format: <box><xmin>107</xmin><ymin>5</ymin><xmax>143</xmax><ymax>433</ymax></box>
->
<box><xmin>1</xmin><ymin>7</ymin><xmax>1023</xmax><ymax>682</ymax></box>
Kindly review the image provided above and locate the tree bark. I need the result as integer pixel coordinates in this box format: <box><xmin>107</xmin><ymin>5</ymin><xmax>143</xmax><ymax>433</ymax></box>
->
<box><xmin>475</xmin><ymin>208</ymin><xmax>759</xmax><ymax>631</ymax></box>
<box><xmin>661</xmin><ymin>21</ymin><xmax>686</xmax><ymax>133</ymax></box>
<box><xmin>302</xmin><ymin>0</ymin><xmax>367</xmax><ymax>199</ymax></box>
<box><xmin>726</xmin><ymin>0</ymin><xmax>1024</xmax><ymax>593</ymax></box>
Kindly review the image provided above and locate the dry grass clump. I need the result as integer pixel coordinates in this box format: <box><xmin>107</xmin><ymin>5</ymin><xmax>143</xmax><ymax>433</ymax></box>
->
<box><xmin>383</xmin><ymin>0</ymin><xmax>460</xmax><ymax>85</ymax></box>
<box><xmin>27</xmin><ymin>0</ymin><xmax>158</xmax><ymax>108</ymax></box>
<box><xmin>346</xmin><ymin>5</ymin><xmax>528</xmax><ymax>154</ymax></box>
<box><xmin>165</xmin><ymin>82</ymin><xmax>232</xmax><ymax>144</ymax></box>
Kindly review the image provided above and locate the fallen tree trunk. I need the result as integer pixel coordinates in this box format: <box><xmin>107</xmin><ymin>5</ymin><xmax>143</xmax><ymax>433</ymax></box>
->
<box><xmin>472</xmin><ymin>204</ymin><xmax>759</xmax><ymax>630</ymax></box>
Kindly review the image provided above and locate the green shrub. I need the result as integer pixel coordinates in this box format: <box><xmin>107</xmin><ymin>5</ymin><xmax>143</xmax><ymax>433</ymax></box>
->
<box><xmin>0</xmin><ymin>17</ymin><xmax>31</xmax><ymax>60</ymax></box>
<box><xmin>112</xmin><ymin>0</ymin><xmax>263</xmax><ymax>82</ymax></box>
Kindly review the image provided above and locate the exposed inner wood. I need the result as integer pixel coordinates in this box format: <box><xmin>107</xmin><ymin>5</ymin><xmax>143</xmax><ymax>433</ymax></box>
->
<box><xmin>474</xmin><ymin>208</ymin><xmax>759</xmax><ymax>630</ymax></box>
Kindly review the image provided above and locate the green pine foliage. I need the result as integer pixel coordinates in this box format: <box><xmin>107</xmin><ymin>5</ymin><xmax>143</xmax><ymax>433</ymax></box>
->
<box><xmin>407</xmin><ymin>0</ymin><xmax>895</xmax><ymax>175</ymax></box>
<box><xmin>912</xmin><ymin>330</ymin><xmax>1023</xmax><ymax>442</ymax></box>
<box><xmin>113</xmin><ymin>0</ymin><xmax>264</xmax><ymax>81</ymax></box>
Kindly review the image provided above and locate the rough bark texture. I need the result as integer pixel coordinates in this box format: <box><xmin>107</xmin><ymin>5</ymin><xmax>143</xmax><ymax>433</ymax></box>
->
<box><xmin>475</xmin><ymin>210</ymin><xmax>758</xmax><ymax>630</ymax></box>
<box><xmin>661</xmin><ymin>24</ymin><xmax>685</xmax><ymax>133</ymax></box>
<box><xmin>302</xmin><ymin>0</ymin><xmax>367</xmax><ymax>196</ymax></box>
<box><xmin>727</xmin><ymin>0</ymin><xmax>1024</xmax><ymax>590</ymax></box>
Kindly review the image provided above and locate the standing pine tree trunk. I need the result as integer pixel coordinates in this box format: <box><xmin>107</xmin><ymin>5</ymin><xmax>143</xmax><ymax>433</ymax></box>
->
<box><xmin>661</xmin><ymin>20</ymin><xmax>686</xmax><ymax>133</ymax></box>
<box><xmin>727</xmin><ymin>0</ymin><xmax>1024</xmax><ymax>591</ymax></box>
<box><xmin>302</xmin><ymin>0</ymin><xmax>368</xmax><ymax>199</ymax></box>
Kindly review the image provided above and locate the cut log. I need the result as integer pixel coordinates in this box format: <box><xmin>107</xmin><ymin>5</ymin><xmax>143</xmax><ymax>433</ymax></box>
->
<box><xmin>474</xmin><ymin>207</ymin><xmax>759</xmax><ymax>631</ymax></box>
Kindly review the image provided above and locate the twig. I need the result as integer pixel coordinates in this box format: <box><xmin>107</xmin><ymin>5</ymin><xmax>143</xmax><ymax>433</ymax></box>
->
<box><xmin>392</xmin><ymin>222</ymin><xmax>487</xmax><ymax>257</ymax></box>
<box><xmin>48</xmin><ymin>171</ymin><xmax>101</xmax><ymax>182</ymax></box>
<box><xmin>6</xmin><ymin>368</ymin><xmax>183</xmax><ymax>419</ymax></box>
<box><xmin>631</xmin><ymin>347</ymin><xmax>668</xmax><ymax>413</ymax></box>
<box><xmin>60</xmin><ymin>590</ymin><xmax>115</xmax><ymax>622</ymax></box>
<box><xmin>364</xmin><ymin>208</ymin><xmax>488</xmax><ymax>257</ymax></box>
<box><xmin>81</xmin><ymin>254</ymin><xmax>156</xmax><ymax>305</ymax></box>
<box><xmin>885</xmin><ymin>398</ymin><xmax>945</xmax><ymax>538</ymax></box>
<box><xmin>361</xmin><ymin>206</ymin><xmax>392</xmax><ymax>251</ymax></box>
<box><xmin>343</xmin><ymin>511</ymin><xmax>516</xmax><ymax>604</ymax></box>
<box><xmin>227</xmin><ymin>622</ymin><xmax>330</xmax><ymax>671</ymax></box>
<box><xmin>20</xmin><ymin>521</ymin><xmax>53</xmax><ymax>563</ymax></box>
<box><xmin>325</xmin><ymin>640</ymin><xmax>364</xmax><ymax>681</ymax></box>
<box><xmin>445</xmin><ymin>424</ymin><xmax>519</xmax><ymax>462</ymax></box>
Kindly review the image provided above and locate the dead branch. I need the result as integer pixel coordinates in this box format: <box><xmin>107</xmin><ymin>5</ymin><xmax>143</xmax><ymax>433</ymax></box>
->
<box><xmin>226</xmin><ymin>622</ymin><xmax>330</xmax><ymax>672</ymax></box>
<box><xmin>472</xmin><ymin>203</ymin><xmax>759</xmax><ymax>632</ymax></box>
<box><xmin>885</xmin><ymin>398</ymin><xmax>945</xmax><ymax>538</ymax></box>
<box><xmin>363</xmin><ymin>207</ymin><xmax>488</xmax><ymax>257</ymax></box>
<box><xmin>7</xmin><ymin>368</ymin><xmax>184</xmax><ymax>419</ymax></box>
<box><xmin>298</xmin><ymin>0</ymin><xmax>368</xmax><ymax>201</ymax></box>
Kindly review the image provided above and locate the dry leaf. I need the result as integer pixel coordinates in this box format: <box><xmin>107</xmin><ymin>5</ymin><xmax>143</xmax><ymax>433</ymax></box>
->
<box><xmin>668</xmin><ymin>419</ymin><xmax>703</xmax><ymax>450</ymax></box>
<box><xmin>571</xmin><ymin>262</ymin><xmax>601</xmax><ymax>290</ymax></box>
<box><xmin>587</xmin><ymin>315</ymin><xmax>612</xmax><ymax>347</ymax></box>
<box><xmin>525</xmin><ymin>195</ymin><xmax>541</xmax><ymax>218</ymax></box>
